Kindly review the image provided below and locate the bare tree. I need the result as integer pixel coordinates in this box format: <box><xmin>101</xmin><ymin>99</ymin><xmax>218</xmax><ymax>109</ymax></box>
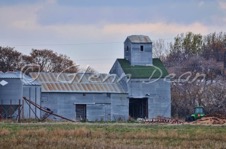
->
<box><xmin>0</xmin><ymin>46</ymin><xmax>22</xmax><ymax>72</ymax></box>
<box><xmin>152</xmin><ymin>39</ymin><xmax>169</xmax><ymax>61</ymax></box>
<box><xmin>30</xmin><ymin>49</ymin><xmax>78</xmax><ymax>73</ymax></box>
<box><xmin>202</xmin><ymin>82</ymin><xmax>226</xmax><ymax>117</ymax></box>
<box><xmin>202</xmin><ymin>32</ymin><xmax>226</xmax><ymax>61</ymax></box>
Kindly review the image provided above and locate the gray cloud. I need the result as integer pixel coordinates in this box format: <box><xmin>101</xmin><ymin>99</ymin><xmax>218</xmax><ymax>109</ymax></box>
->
<box><xmin>1</xmin><ymin>0</ymin><xmax>226</xmax><ymax>72</ymax></box>
<box><xmin>0</xmin><ymin>0</ymin><xmax>39</xmax><ymax>6</ymax></box>
<box><xmin>35</xmin><ymin>0</ymin><xmax>225</xmax><ymax>26</ymax></box>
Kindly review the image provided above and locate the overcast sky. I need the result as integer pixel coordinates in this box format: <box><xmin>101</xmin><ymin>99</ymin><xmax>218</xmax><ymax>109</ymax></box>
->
<box><xmin>1</xmin><ymin>0</ymin><xmax>226</xmax><ymax>72</ymax></box>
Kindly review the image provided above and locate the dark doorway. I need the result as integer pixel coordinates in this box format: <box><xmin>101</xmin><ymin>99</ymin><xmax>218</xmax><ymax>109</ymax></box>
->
<box><xmin>129</xmin><ymin>98</ymin><xmax>148</xmax><ymax>119</ymax></box>
<box><xmin>76</xmin><ymin>104</ymin><xmax>86</xmax><ymax>121</ymax></box>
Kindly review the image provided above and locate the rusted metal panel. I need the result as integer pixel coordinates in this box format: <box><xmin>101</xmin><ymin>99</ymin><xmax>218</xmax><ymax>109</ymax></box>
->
<box><xmin>29</xmin><ymin>72</ymin><xmax>126</xmax><ymax>93</ymax></box>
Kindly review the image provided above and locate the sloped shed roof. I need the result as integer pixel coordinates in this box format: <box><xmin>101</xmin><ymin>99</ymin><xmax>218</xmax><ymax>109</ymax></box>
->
<box><xmin>117</xmin><ymin>58</ymin><xmax>168</xmax><ymax>79</ymax></box>
<box><xmin>29</xmin><ymin>72</ymin><xmax>126</xmax><ymax>93</ymax></box>
<box><xmin>125</xmin><ymin>35</ymin><xmax>152</xmax><ymax>44</ymax></box>
<box><xmin>0</xmin><ymin>71</ymin><xmax>40</xmax><ymax>86</ymax></box>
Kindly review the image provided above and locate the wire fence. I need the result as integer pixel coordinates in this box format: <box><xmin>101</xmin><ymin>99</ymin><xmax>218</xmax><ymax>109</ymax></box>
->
<box><xmin>0</xmin><ymin>99</ymin><xmax>21</xmax><ymax>121</ymax></box>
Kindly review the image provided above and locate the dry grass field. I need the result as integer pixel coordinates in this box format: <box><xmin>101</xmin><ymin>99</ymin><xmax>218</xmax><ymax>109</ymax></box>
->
<box><xmin>0</xmin><ymin>122</ymin><xmax>226</xmax><ymax>149</ymax></box>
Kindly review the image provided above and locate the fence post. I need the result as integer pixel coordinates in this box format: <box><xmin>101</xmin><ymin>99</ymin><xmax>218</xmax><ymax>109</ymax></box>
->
<box><xmin>10</xmin><ymin>99</ymin><xmax>12</xmax><ymax>119</ymax></box>
<box><xmin>0</xmin><ymin>100</ymin><xmax>2</xmax><ymax>121</ymax></box>
<box><xmin>22</xmin><ymin>99</ymin><xmax>24</xmax><ymax>119</ymax></box>
<box><xmin>18</xmin><ymin>99</ymin><xmax>21</xmax><ymax>123</ymax></box>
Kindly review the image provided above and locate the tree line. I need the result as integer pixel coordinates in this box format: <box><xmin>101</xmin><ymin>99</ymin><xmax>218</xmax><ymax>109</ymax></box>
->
<box><xmin>152</xmin><ymin>32</ymin><xmax>226</xmax><ymax>118</ymax></box>
<box><xmin>0</xmin><ymin>47</ymin><xmax>78</xmax><ymax>73</ymax></box>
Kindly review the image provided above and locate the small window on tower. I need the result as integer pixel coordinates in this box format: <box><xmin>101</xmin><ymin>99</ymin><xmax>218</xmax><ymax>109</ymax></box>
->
<box><xmin>140</xmin><ymin>45</ymin><xmax>144</xmax><ymax>51</ymax></box>
<box><xmin>126</xmin><ymin>46</ymin><xmax>129</xmax><ymax>52</ymax></box>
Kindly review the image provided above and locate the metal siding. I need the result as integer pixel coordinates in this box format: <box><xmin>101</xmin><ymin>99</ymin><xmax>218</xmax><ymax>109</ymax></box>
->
<box><xmin>111</xmin><ymin>94</ymin><xmax>129</xmax><ymax>121</ymax></box>
<box><xmin>130</xmin><ymin>44</ymin><xmax>152</xmax><ymax>66</ymax></box>
<box><xmin>109</xmin><ymin>60</ymin><xmax>128</xmax><ymax>93</ymax></box>
<box><xmin>87</xmin><ymin>104</ymin><xmax>104</xmax><ymax>121</ymax></box>
<box><xmin>124</xmin><ymin>35</ymin><xmax>153</xmax><ymax>66</ymax></box>
<box><xmin>113</xmin><ymin>76</ymin><xmax>171</xmax><ymax>119</ymax></box>
<box><xmin>0</xmin><ymin>78</ymin><xmax>23</xmax><ymax>104</ymax></box>
<box><xmin>128</xmin><ymin>79</ymin><xmax>171</xmax><ymax>119</ymax></box>
<box><xmin>41</xmin><ymin>92</ymin><xmax>115</xmax><ymax>121</ymax></box>
<box><xmin>110</xmin><ymin>56</ymin><xmax>171</xmax><ymax>119</ymax></box>
<box><xmin>0</xmin><ymin>75</ymin><xmax>41</xmax><ymax>119</ymax></box>
<box><xmin>23</xmin><ymin>86</ymin><xmax>41</xmax><ymax>119</ymax></box>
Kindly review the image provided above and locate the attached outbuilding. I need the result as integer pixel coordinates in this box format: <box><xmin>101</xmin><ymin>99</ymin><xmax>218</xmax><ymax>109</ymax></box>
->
<box><xmin>0</xmin><ymin>72</ymin><xmax>41</xmax><ymax>119</ymax></box>
<box><xmin>29</xmin><ymin>72</ymin><xmax>128</xmax><ymax>121</ymax></box>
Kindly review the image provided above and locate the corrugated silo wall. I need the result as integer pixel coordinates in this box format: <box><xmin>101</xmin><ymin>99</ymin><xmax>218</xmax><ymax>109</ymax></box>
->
<box><xmin>23</xmin><ymin>85</ymin><xmax>41</xmax><ymax>119</ymax></box>
<box><xmin>128</xmin><ymin>78</ymin><xmax>171</xmax><ymax>118</ymax></box>
<box><xmin>40</xmin><ymin>92</ymin><xmax>129</xmax><ymax>121</ymax></box>
<box><xmin>0</xmin><ymin>78</ymin><xmax>22</xmax><ymax>104</ymax></box>
<box><xmin>0</xmin><ymin>78</ymin><xmax>22</xmax><ymax>118</ymax></box>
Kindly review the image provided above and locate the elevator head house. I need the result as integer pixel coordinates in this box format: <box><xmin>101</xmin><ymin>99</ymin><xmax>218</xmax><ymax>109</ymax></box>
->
<box><xmin>110</xmin><ymin>35</ymin><xmax>171</xmax><ymax>119</ymax></box>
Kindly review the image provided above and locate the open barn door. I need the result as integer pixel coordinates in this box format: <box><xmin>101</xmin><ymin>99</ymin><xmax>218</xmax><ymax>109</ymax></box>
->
<box><xmin>129</xmin><ymin>98</ymin><xmax>148</xmax><ymax>119</ymax></box>
<box><xmin>75</xmin><ymin>104</ymin><xmax>86</xmax><ymax>121</ymax></box>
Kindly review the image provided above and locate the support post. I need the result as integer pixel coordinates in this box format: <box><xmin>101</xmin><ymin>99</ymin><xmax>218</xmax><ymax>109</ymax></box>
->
<box><xmin>18</xmin><ymin>99</ymin><xmax>21</xmax><ymax>123</ymax></box>
<box><xmin>10</xmin><ymin>99</ymin><xmax>12</xmax><ymax>119</ymax></box>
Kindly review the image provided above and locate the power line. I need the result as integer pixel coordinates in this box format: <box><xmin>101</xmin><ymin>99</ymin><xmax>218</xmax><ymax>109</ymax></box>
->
<box><xmin>6</xmin><ymin>38</ymin><xmax>175</xmax><ymax>47</ymax></box>
<box><xmin>76</xmin><ymin>58</ymin><xmax>119</xmax><ymax>61</ymax></box>
<box><xmin>10</xmin><ymin>42</ymin><xmax>122</xmax><ymax>47</ymax></box>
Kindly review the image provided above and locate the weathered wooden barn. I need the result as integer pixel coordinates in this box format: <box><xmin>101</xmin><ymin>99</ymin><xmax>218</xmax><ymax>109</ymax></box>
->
<box><xmin>0</xmin><ymin>35</ymin><xmax>171</xmax><ymax>121</ymax></box>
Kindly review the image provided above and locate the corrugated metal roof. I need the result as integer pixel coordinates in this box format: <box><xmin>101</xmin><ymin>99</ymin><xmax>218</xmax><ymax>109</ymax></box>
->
<box><xmin>0</xmin><ymin>71</ymin><xmax>40</xmax><ymax>86</ymax></box>
<box><xmin>22</xmin><ymin>75</ymin><xmax>40</xmax><ymax>86</ymax></box>
<box><xmin>0</xmin><ymin>71</ymin><xmax>22</xmax><ymax>78</ymax></box>
<box><xmin>126</xmin><ymin>35</ymin><xmax>152</xmax><ymax>43</ymax></box>
<box><xmin>29</xmin><ymin>72</ymin><xmax>126</xmax><ymax>93</ymax></box>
